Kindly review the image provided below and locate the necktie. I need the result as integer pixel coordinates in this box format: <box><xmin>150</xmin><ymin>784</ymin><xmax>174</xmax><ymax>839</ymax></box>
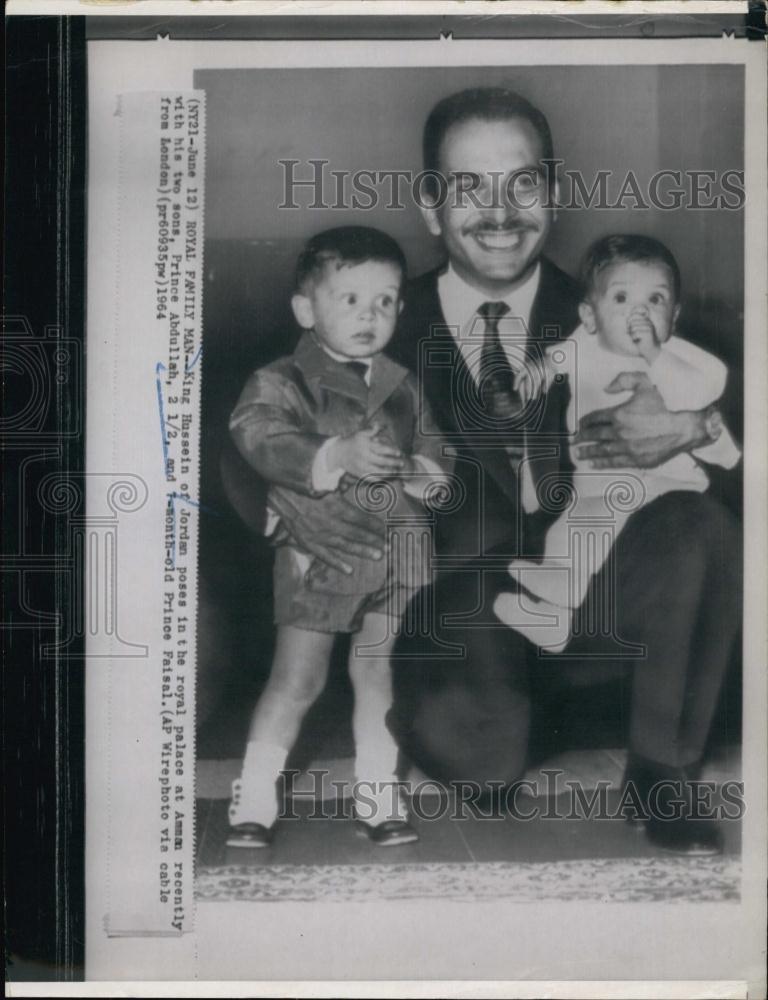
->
<box><xmin>476</xmin><ymin>301</ymin><xmax>534</xmax><ymax>499</ymax></box>
<box><xmin>477</xmin><ymin>301</ymin><xmax>522</xmax><ymax>420</ymax></box>
<box><xmin>344</xmin><ymin>360</ymin><xmax>369</xmax><ymax>385</ymax></box>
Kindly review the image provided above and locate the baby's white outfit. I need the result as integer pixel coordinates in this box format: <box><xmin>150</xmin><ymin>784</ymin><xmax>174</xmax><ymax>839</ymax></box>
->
<box><xmin>495</xmin><ymin>324</ymin><xmax>740</xmax><ymax>650</ymax></box>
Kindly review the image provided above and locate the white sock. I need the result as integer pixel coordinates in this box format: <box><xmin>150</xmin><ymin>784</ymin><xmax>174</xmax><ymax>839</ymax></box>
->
<box><xmin>354</xmin><ymin>738</ymin><xmax>407</xmax><ymax>824</ymax></box>
<box><xmin>493</xmin><ymin>589</ymin><xmax>571</xmax><ymax>653</ymax></box>
<box><xmin>508</xmin><ymin>560</ymin><xmax>576</xmax><ymax>608</ymax></box>
<box><xmin>242</xmin><ymin>739</ymin><xmax>289</xmax><ymax>781</ymax></box>
<box><xmin>353</xmin><ymin>778</ymin><xmax>409</xmax><ymax>825</ymax></box>
<box><xmin>354</xmin><ymin>737</ymin><xmax>400</xmax><ymax>788</ymax></box>
<box><xmin>229</xmin><ymin>739</ymin><xmax>290</xmax><ymax>827</ymax></box>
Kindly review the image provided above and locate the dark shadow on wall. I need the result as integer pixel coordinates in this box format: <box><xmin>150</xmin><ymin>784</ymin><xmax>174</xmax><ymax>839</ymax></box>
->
<box><xmin>196</xmin><ymin>238</ymin><xmax>743</xmax><ymax>763</ymax></box>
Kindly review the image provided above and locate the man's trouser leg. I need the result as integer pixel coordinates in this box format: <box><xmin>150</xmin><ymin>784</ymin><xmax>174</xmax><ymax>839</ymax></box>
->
<box><xmin>566</xmin><ymin>491</ymin><xmax>742</xmax><ymax>770</ymax></box>
<box><xmin>390</xmin><ymin>491</ymin><xmax>741</xmax><ymax>786</ymax></box>
<box><xmin>390</xmin><ymin>562</ymin><xmax>534</xmax><ymax>787</ymax></box>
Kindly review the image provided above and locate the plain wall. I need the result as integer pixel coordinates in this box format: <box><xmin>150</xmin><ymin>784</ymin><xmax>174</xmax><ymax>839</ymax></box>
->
<box><xmin>199</xmin><ymin>64</ymin><xmax>744</xmax><ymax>309</ymax></box>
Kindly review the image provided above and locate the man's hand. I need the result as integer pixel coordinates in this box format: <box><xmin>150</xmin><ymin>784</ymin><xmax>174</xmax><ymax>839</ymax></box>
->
<box><xmin>328</xmin><ymin>423</ymin><xmax>406</xmax><ymax>479</ymax></box>
<box><xmin>268</xmin><ymin>485</ymin><xmax>386</xmax><ymax>575</ymax></box>
<box><xmin>576</xmin><ymin>371</ymin><xmax>707</xmax><ymax>469</ymax></box>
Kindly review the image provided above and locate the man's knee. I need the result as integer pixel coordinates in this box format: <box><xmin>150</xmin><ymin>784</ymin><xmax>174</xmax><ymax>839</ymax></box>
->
<box><xmin>611</xmin><ymin>491</ymin><xmax>741</xmax><ymax>623</ymax></box>
<box><xmin>622</xmin><ymin>491</ymin><xmax>739</xmax><ymax>561</ymax></box>
<box><xmin>392</xmin><ymin>569</ymin><xmax>493</xmax><ymax>655</ymax></box>
<box><xmin>392</xmin><ymin>680</ymin><xmax>531</xmax><ymax>785</ymax></box>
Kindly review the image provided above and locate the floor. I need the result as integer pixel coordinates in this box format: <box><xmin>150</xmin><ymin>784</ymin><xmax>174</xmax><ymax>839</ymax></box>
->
<box><xmin>196</xmin><ymin>641</ymin><xmax>742</xmax><ymax>879</ymax></box>
<box><xmin>196</xmin><ymin>747</ymin><xmax>742</xmax><ymax>870</ymax></box>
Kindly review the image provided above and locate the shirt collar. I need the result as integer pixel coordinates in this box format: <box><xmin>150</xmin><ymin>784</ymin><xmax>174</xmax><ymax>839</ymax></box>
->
<box><xmin>437</xmin><ymin>261</ymin><xmax>542</xmax><ymax>334</ymax></box>
<box><xmin>316</xmin><ymin>336</ymin><xmax>373</xmax><ymax>382</ymax></box>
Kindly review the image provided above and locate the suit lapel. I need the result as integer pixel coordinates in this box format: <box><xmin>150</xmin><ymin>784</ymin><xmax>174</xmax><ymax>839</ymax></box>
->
<box><xmin>394</xmin><ymin>269</ymin><xmax>458</xmax><ymax>432</ymax></box>
<box><xmin>423</xmin><ymin>327</ymin><xmax>467</xmax><ymax>432</ymax></box>
<box><xmin>366</xmin><ymin>353</ymin><xmax>409</xmax><ymax>419</ymax></box>
<box><xmin>293</xmin><ymin>330</ymin><xmax>412</xmax><ymax>421</ymax></box>
<box><xmin>402</xmin><ymin>271</ymin><xmax>522</xmax><ymax>505</ymax></box>
<box><xmin>292</xmin><ymin>332</ymin><xmax>368</xmax><ymax>408</ymax></box>
<box><xmin>526</xmin><ymin>259</ymin><xmax>580</xmax><ymax>489</ymax></box>
<box><xmin>529</xmin><ymin>257</ymin><xmax>580</xmax><ymax>343</ymax></box>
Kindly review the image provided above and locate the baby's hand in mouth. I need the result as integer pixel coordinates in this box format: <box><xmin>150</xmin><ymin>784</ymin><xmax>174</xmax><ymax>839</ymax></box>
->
<box><xmin>627</xmin><ymin>313</ymin><xmax>659</xmax><ymax>362</ymax></box>
<box><xmin>628</xmin><ymin>312</ymin><xmax>653</xmax><ymax>338</ymax></box>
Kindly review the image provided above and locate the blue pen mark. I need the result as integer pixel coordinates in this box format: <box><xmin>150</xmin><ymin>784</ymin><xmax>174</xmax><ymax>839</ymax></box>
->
<box><xmin>155</xmin><ymin>361</ymin><xmax>172</xmax><ymax>480</ymax></box>
<box><xmin>185</xmin><ymin>346</ymin><xmax>203</xmax><ymax>373</ymax></box>
<box><xmin>156</xmin><ymin>360</ymin><xmax>220</xmax><ymax>567</ymax></box>
<box><xmin>168</xmin><ymin>492</ymin><xmax>217</xmax><ymax>516</ymax></box>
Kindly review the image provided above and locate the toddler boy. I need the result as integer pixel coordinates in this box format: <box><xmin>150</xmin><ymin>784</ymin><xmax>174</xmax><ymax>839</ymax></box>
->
<box><xmin>228</xmin><ymin>226</ymin><xmax>450</xmax><ymax>847</ymax></box>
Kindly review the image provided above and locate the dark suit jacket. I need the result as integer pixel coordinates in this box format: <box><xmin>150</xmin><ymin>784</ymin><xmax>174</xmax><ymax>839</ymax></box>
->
<box><xmin>388</xmin><ymin>257</ymin><xmax>581</xmax><ymax>558</ymax></box>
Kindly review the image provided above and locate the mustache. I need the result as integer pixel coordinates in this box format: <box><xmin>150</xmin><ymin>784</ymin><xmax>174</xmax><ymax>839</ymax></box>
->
<box><xmin>465</xmin><ymin>220</ymin><xmax>539</xmax><ymax>235</ymax></box>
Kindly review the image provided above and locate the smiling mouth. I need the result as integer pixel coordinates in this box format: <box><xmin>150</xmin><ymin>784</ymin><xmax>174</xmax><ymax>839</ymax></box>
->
<box><xmin>470</xmin><ymin>227</ymin><xmax>531</xmax><ymax>252</ymax></box>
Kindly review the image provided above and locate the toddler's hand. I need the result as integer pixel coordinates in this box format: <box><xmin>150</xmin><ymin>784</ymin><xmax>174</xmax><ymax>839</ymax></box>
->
<box><xmin>627</xmin><ymin>312</ymin><xmax>661</xmax><ymax>364</ymax></box>
<box><xmin>328</xmin><ymin>424</ymin><xmax>405</xmax><ymax>479</ymax></box>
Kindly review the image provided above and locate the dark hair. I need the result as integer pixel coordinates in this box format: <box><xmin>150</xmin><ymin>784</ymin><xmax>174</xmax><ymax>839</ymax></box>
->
<box><xmin>423</xmin><ymin>87</ymin><xmax>555</xmax><ymax>186</ymax></box>
<box><xmin>580</xmin><ymin>234</ymin><xmax>682</xmax><ymax>301</ymax></box>
<box><xmin>296</xmin><ymin>225</ymin><xmax>407</xmax><ymax>292</ymax></box>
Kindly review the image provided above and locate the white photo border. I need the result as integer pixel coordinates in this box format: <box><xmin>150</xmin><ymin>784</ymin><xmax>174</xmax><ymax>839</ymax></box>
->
<box><xmin>84</xmin><ymin>34</ymin><xmax>767</xmax><ymax>992</ymax></box>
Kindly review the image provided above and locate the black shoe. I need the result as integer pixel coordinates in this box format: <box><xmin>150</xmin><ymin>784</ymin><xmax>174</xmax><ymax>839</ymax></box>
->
<box><xmin>622</xmin><ymin>754</ymin><xmax>724</xmax><ymax>855</ymax></box>
<box><xmin>622</xmin><ymin>754</ymin><xmax>704</xmax><ymax>823</ymax></box>
<box><xmin>644</xmin><ymin>817</ymin><xmax>724</xmax><ymax>856</ymax></box>
<box><xmin>226</xmin><ymin>822</ymin><xmax>274</xmax><ymax>849</ymax></box>
<box><xmin>355</xmin><ymin>818</ymin><xmax>419</xmax><ymax>846</ymax></box>
<box><xmin>624</xmin><ymin>754</ymin><xmax>699</xmax><ymax>803</ymax></box>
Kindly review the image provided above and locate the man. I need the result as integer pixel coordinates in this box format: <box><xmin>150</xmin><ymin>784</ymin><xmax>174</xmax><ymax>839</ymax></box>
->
<box><xmin>385</xmin><ymin>87</ymin><xmax>740</xmax><ymax>855</ymax></box>
<box><xmin>227</xmin><ymin>87</ymin><xmax>740</xmax><ymax>855</ymax></box>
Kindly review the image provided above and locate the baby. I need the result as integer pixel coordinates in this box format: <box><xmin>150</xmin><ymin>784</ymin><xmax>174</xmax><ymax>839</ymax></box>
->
<box><xmin>228</xmin><ymin>226</ymin><xmax>450</xmax><ymax>848</ymax></box>
<box><xmin>496</xmin><ymin>233</ymin><xmax>740</xmax><ymax>650</ymax></box>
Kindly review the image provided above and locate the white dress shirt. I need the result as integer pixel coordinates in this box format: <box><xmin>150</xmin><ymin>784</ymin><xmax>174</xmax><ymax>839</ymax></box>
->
<box><xmin>437</xmin><ymin>262</ymin><xmax>542</xmax><ymax>513</ymax></box>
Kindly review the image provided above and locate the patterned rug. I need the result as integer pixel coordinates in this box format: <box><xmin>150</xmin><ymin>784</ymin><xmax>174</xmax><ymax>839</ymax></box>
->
<box><xmin>196</xmin><ymin>855</ymin><xmax>740</xmax><ymax>904</ymax></box>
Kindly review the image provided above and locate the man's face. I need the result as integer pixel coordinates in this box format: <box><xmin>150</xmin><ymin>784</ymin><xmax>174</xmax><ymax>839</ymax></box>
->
<box><xmin>422</xmin><ymin>116</ymin><xmax>555</xmax><ymax>294</ymax></box>
<box><xmin>291</xmin><ymin>259</ymin><xmax>403</xmax><ymax>359</ymax></box>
